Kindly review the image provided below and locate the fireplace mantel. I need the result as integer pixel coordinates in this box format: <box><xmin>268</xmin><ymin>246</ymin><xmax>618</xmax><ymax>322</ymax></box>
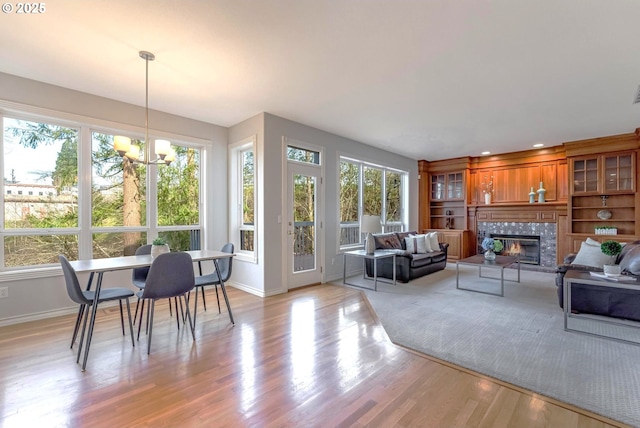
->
<box><xmin>471</xmin><ymin>203</ymin><xmax>567</xmax><ymax>223</ymax></box>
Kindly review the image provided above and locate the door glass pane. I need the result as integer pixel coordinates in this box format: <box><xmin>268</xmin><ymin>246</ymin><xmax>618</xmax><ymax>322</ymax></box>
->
<box><xmin>293</xmin><ymin>174</ymin><xmax>316</xmax><ymax>272</ymax></box>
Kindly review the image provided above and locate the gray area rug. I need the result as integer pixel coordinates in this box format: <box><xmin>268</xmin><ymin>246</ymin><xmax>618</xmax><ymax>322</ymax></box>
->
<box><xmin>352</xmin><ymin>266</ymin><xmax>640</xmax><ymax>427</ymax></box>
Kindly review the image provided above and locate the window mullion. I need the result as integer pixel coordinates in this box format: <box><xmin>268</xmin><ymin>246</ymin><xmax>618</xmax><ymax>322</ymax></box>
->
<box><xmin>79</xmin><ymin>126</ymin><xmax>93</xmax><ymax>259</ymax></box>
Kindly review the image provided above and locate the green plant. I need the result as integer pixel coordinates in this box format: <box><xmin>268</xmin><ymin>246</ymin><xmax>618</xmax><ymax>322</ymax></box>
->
<box><xmin>601</xmin><ymin>240</ymin><xmax>622</xmax><ymax>257</ymax></box>
<box><xmin>152</xmin><ymin>237</ymin><xmax>166</xmax><ymax>246</ymax></box>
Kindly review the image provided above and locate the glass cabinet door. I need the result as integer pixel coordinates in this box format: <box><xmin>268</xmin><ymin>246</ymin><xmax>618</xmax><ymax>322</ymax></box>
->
<box><xmin>572</xmin><ymin>157</ymin><xmax>599</xmax><ymax>193</ymax></box>
<box><xmin>431</xmin><ymin>174</ymin><xmax>445</xmax><ymax>200</ymax></box>
<box><xmin>447</xmin><ymin>172</ymin><xmax>463</xmax><ymax>199</ymax></box>
<box><xmin>604</xmin><ymin>154</ymin><xmax>634</xmax><ymax>192</ymax></box>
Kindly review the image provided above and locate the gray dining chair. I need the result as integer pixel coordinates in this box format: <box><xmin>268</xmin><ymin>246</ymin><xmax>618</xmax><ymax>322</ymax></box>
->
<box><xmin>59</xmin><ymin>255</ymin><xmax>135</xmax><ymax>371</ymax></box>
<box><xmin>132</xmin><ymin>244</ymin><xmax>152</xmax><ymax>322</ymax></box>
<box><xmin>192</xmin><ymin>243</ymin><xmax>234</xmax><ymax>326</ymax></box>
<box><xmin>132</xmin><ymin>244</ymin><xmax>184</xmax><ymax>326</ymax></box>
<box><xmin>136</xmin><ymin>251</ymin><xmax>196</xmax><ymax>354</ymax></box>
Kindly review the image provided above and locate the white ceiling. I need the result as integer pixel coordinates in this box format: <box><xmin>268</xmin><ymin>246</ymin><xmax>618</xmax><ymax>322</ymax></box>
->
<box><xmin>2</xmin><ymin>0</ymin><xmax>640</xmax><ymax>161</ymax></box>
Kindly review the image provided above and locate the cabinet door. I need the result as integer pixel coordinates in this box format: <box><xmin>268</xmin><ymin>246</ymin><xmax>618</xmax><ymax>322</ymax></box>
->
<box><xmin>603</xmin><ymin>153</ymin><xmax>635</xmax><ymax>193</ymax></box>
<box><xmin>431</xmin><ymin>174</ymin><xmax>445</xmax><ymax>200</ymax></box>
<box><xmin>571</xmin><ymin>157</ymin><xmax>599</xmax><ymax>194</ymax></box>
<box><xmin>446</xmin><ymin>172</ymin><xmax>464</xmax><ymax>200</ymax></box>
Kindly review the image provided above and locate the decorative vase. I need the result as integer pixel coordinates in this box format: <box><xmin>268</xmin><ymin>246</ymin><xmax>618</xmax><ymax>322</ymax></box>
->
<box><xmin>484</xmin><ymin>250</ymin><xmax>496</xmax><ymax>261</ymax></box>
<box><xmin>537</xmin><ymin>181</ymin><xmax>546</xmax><ymax>203</ymax></box>
<box><xmin>151</xmin><ymin>244</ymin><xmax>170</xmax><ymax>258</ymax></box>
<box><xmin>529</xmin><ymin>187</ymin><xmax>535</xmax><ymax>204</ymax></box>
<box><xmin>484</xmin><ymin>192</ymin><xmax>492</xmax><ymax>205</ymax></box>
<box><xmin>603</xmin><ymin>264</ymin><xmax>622</xmax><ymax>276</ymax></box>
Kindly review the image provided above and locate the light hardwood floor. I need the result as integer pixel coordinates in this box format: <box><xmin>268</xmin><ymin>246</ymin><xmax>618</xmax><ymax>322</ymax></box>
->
<box><xmin>0</xmin><ymin>284</ymin><xmax>628</xmax><ymax>427</ymax></box>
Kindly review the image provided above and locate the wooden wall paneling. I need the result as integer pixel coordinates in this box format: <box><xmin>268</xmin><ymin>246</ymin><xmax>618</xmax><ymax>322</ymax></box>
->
<box><xmin>557</xmin><ymin>214</ymin><xmax>569</xmax><ymax>263</ymax></box>
<box><xmin>557</xmin><ymin>160</ymin><xmax>569</xmax><ymax>201</ymax></box>
<box><xmin>541</xmin><ymin>162</ymin><xmax>557</xmax><ymax>201</ymax></box>
<box><xmin>418</xmin><ymin>160</ymin><xmax>429</xmax><ymax>232</ymax></box>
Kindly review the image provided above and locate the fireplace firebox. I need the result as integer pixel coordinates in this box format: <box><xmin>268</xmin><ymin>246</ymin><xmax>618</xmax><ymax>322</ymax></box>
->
<box><xmin>490</xmin><ymin>233</ymin><xmax>541</xmax><ymax>265</ymax></box>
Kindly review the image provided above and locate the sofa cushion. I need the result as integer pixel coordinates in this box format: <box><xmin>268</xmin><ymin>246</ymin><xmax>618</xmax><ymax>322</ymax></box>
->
<box><xmin>619</xmin><ymin>245</ymin><xmax>640</xmax><ymax>275</ymax></box>
<box><xmin>429</xmin><ymin>251</ymin><xmax>447</xmax><ymax>263</ymax></box>
<box><xmin>410</xmin><ymin>253</ymin><xmax>433</xmax><ymax>267</ymax></box>
<box><xmin>374</xmin><ymin>233</ymin><xmax>402</xmax><ymax>250</ymax></box>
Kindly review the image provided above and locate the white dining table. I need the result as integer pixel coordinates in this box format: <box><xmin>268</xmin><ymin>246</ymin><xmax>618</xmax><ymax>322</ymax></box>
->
<box><xmin>68</xmin><ymin>249</ymin><xmax>235</xmax><ymax>370</ymax></box>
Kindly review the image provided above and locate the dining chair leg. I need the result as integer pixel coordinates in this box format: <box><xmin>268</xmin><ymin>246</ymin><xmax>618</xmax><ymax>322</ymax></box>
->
<box><xmin>182</xmin><ymin>294</ymin><xmax>195</xmax><ymax>340</ymax></box>
<box><xmin>71</xmin><ymin>304</ymin><xmax>85</xmax><ymax>348</ymax></box>
<box><xmin>147</xmin><ymin>299</ymin><xmax>155</xmax><ymax>355</ymax></box>
<box><xmin>119</xmin><ymin>300</ymin><xmax>125</xmax><ymax>335</ymax></box>
<box><xmin>175</xmin><ymin>297</ymin><xmax>181</xmax><ymax>331</ymax></box>
<box><xmin>76</xmin><ymin>303</ymin><xmax>91</xmax><ymax>364</ymax></box>
<box><xmin>201</xmin><ymin>286</ymin><xmax>207</xmax><ymax>311</ymax></box>
<box><xmin>125</xmin><ymin>298</ymin><xmax>135</xmax><ymax>348</ymax></box>
<box><xmin>214</xmin><ymin>284</ymin><xmax>221</xmax><ymax>314</ymax></box>
<box><xmin>133</xmin><ymin>297</ymin><xmax>141</xmax><ymax>325</ymax></box>
<box><xmin>214</xmin><ymin>260</ymin><xmax>235</xmax><ymax>325</ymax></box>
<box><xmin>137</xmin><ymin>299</ymin><xmax>145</xmax><ymax>341</ymax></box>
<box><xmin>168</xmin><ymin>298</ymin><xmax>173</xmax><ymax>317</ymax></box>
<box><xmin>81</xmin><ymin>301</ymin><xmax>100</xmax><ymax>371</ymax></box>
<box><xmin>192</xmin><ymin>286</ymin><xmax>199</xmax><ymax>328</ymax></box>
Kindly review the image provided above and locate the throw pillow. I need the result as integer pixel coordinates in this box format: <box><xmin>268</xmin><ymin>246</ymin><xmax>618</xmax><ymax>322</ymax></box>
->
<box><xmin>404</xmin><ymin>235</ymin><xmax>417</xmax><ymax>254</ymax></box>
<box><xmin>373</xmin><ymin>233</ymin><xmax>402</xmax><ymax>250</ymax></box>
<box><xmin>415</xmin><ymin>234</ymin><xmax>432</xmax><ymax>254</ymax></box>
<box><xmin>427</xmin><ymin>232</ymin><xmax>439</xmax><ymax>252</ymax></box>
<box><xmin>571</xmin><ymin>240</ymin><xmax>614</xmax><ymax>268</ymax></box>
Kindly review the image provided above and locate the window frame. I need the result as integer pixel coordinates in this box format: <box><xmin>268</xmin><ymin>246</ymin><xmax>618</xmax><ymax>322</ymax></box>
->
<box><xmin>0</xmin><ymin>103</ymin><xmax>207</xmax><ymax>278</ymax></box>
<box><xmin>229</xmin><ymin>135</ymin><xmax>257</xmax><ymax>263</ymax></box>
<box><xmin>338</xmin><ymin>155</ymin><xmax>408</xmax><ymax>251</ymax></box>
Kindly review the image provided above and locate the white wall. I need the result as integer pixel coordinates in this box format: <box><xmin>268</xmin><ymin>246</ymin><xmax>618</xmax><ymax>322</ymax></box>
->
<box><xmin>262</xmin><ymin>113</ymin><xmax>419</xmax><ymax>288</ymax></box>
<box><xmin>227</xmin><ymin>113</ymin><xmax>268</xmax><ymax>296</ymax></box>
<box><xmin>0</xmin><ymin>73</ymin><xmax>419</xmax><ymax>325</ymax></box>
<box><xmin>0</xmin><ymin>72</ymin><xmax>228</xmax><ymax>325</ymax></box>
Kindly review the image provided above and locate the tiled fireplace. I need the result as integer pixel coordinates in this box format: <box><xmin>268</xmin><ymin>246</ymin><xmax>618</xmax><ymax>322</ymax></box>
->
<box><xmin>477</xmin><ymin>221</ymin><xmax>557</xmax><ymax>269</ymax></box>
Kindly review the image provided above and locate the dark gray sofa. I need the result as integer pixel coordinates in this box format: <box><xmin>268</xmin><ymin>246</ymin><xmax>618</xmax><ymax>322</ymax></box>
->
<box><xmin>365</xmin><ymin>231</ymin><xmax>448</xmax><ymax>283</ymax></box>
<box><xmin>555</xmin><ymin>240</ymin><xmax>640</xmax><ymax>322</ymax></box>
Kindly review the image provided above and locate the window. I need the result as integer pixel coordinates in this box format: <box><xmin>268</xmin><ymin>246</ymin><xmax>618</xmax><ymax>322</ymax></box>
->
<box><xmin>229</xmin><ymin>136</ymin><xmax>256</xmax><ymax>261</ymax></box>
<box><xmin>287</xmin><ymin>145</ymin><xmax>320</xmax><ymax>164</ymax></box>
<box><xmin>1</xmin><ymin>112</ymin><xmax>205</xmax><ymax>270</ymax></box>
<box><xmin>156</xmin><ymin>144</ymin><xmax>201</xmax><ymax>251</ymax></box>
<box><xmin>339</xmin><ymin>156</ymin><xmax>407</xmax><ymax>249</ymax></box>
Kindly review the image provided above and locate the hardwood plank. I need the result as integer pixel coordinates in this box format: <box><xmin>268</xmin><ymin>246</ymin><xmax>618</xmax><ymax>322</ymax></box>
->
<box><xmin>0</xmin><ymin>284</ymin><xmax>630</xmax><ymax>427</ymax></box>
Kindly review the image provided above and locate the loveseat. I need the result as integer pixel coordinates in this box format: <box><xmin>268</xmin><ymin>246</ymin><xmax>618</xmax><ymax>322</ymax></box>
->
<box><xmin>365</xmin><ymin>231</ymin><xmax>448</xmax><ymax>283</ymax></box>
<box><xmin>555</xmin><ymin>239</ymin><xmax>640</xmax><ymax>322</ymax></box>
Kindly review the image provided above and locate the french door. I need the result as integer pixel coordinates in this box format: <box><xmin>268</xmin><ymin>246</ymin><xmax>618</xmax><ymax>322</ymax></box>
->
<box><xmin>286</xmin><ymin>162</ymin><xmax>322</xmax><ymax>288</ymax></box>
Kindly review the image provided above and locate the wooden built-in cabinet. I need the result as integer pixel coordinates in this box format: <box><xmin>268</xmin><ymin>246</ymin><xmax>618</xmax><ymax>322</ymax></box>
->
<box><xmin>567</xmin><ymin>150</ymin><xmax>639</xmax><ymax>251</ymax></box>
<box><xmin>429</xmin><ymin>171</ymin><xmax>465</xmax><ymax>230</ymax></box>
<box><xmin>424</xmin><ymin>229</ymin><xmax>469</xmax><ymax>260</ymax></box>
<box><xmin>418</xmin><ymin>133</ymin><xmax>640</xmax><ymax>264</ymax></box>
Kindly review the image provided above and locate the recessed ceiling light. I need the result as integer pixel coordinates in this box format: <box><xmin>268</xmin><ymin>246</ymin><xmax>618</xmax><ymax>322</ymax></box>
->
<box><xmin>481</xmin><ymin>151</ymin><xmax>491</xmax><ymax>155</ymax></box>
<box><xmin>533</xmin><ymin>143</ymin><xmax>544</xmax><ymax>148</ymax></box>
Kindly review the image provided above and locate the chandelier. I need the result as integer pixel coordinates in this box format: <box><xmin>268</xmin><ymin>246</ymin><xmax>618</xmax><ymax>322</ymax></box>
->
<box><xmin>113</xmin><ymin>51</ymin><xmax>174</xmax><ymax>165</ymax></box>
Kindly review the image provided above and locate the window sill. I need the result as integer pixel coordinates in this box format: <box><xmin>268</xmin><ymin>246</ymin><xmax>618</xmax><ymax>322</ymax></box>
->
<box><xmin>0</xmin><ymin>266</ymin><xmax>61</xmax><ymax>283</ymax></box>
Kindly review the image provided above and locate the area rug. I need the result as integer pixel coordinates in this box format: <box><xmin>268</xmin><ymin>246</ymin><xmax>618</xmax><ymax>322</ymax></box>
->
<box><xmin>354</xmin><ymin>266</ymin><xmax>640</xmax><ymax>427</ymax></box>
